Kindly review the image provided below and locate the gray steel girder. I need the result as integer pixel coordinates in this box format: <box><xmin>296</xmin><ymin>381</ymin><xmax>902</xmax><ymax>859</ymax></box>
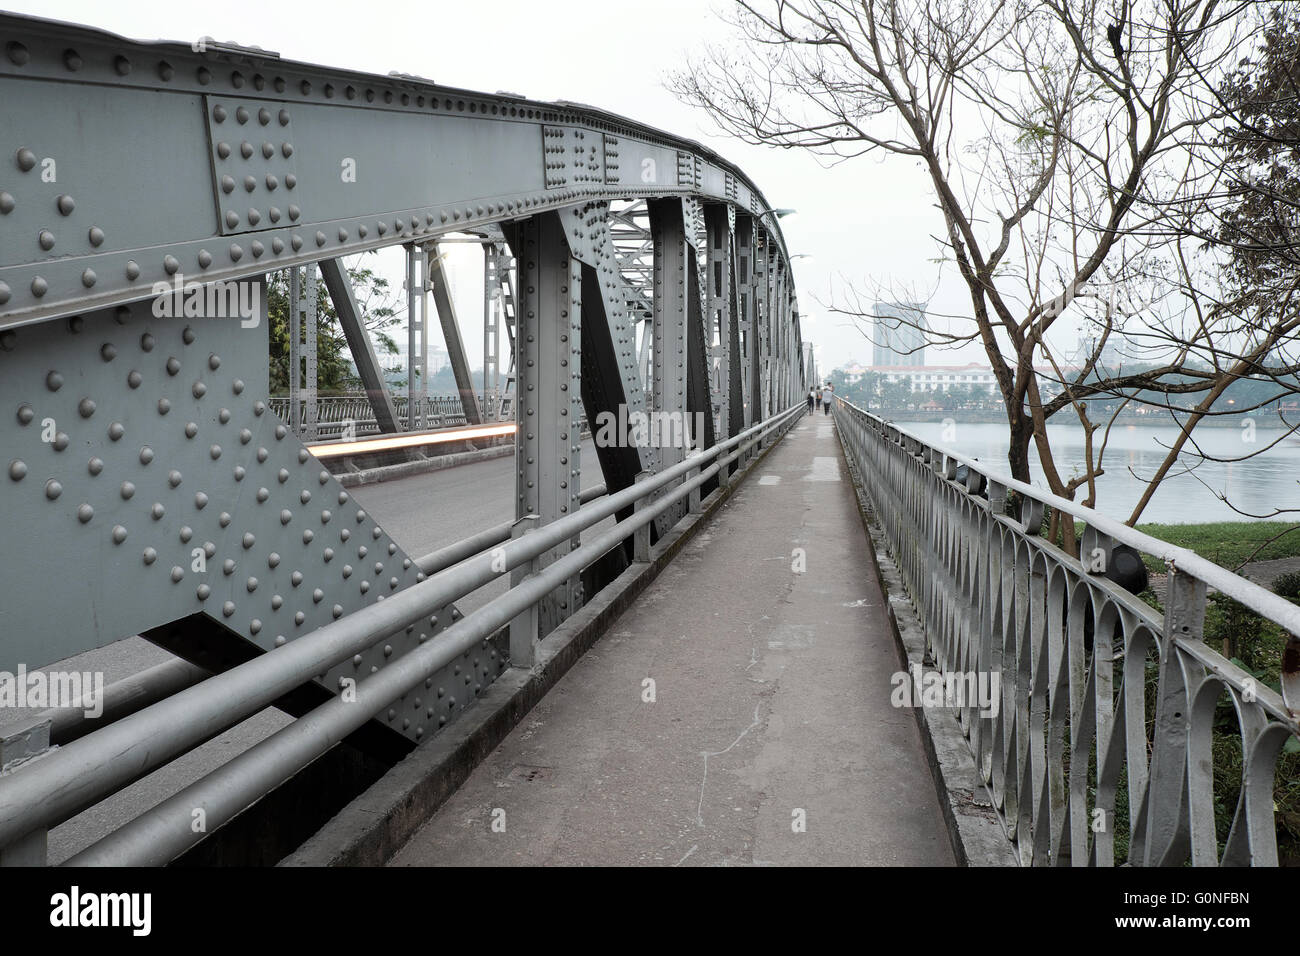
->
<box><xmin>0</xmin><ymin>14</ymin><xmax>793</xmax><ymax>333</ymax></box>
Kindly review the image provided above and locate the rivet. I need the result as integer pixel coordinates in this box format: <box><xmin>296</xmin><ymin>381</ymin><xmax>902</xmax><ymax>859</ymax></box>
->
<box><xmin>168</xmin><ymin>469</ymin><xmax>183</xmax><ymax>488</ymax></box>
<box><xmin>45</xmin><ymin>370</ymin><xmax>63</xmax><ymax>391</ymax></box>
<box><xmin>52</xmin><ymin>432</ymin><xmax>68</xmax><ymax>451</ymax></box>
<box><xmin>157</xmin><ymin>397</ymin><xmax>169</xmax><ymax>413</ymax></box>
<box><xmin>163</xmin><ymin>255</ymin><xmax>180</xmax><ymax>275</ymax></box>
<box><xmin>222</xmin><ymin>601</ymin><xmax>236</xmax><ymax>618</ymax></box>
<box><xmin>38</xmin><ymin>229</ymin><xmax>55</xmax><ymax>251</ymax></box>
<box><xmin>140</xmin><ymin>446</ymin><xmax>154</xmax><ymax>465</ymax></box>
<box><xmin>88</xmin><ymin>457</ymin><xmax>104</xmax><ymax>476</ymax></box>
<box><xmin>112</xmin><ymin>525</ymin><xmax>127</xmax><ymax>544</ymax></box>
<box><xmin>209</xmin><ymin>444</ymin><xmax>221</xmax><ymax>459</ymax></box>
<box><xmin>185</xmin><ymin>422</ymin><xmax>198</xmax><ymax>438</ymax></box>
<box><xmin>31</xmin><ymin>276</ymin><xmax>48</xmax><ymax>297</ymax></box>
<box><xmin>120</xmin><ymin>481</ymin><xmax>135</xmax><ymax>499</ymax></box>
<box><xmin>197</xmin><ymin>584</ymin><xmax>211</xmax><ymax>601</ymax></box>
<box><xmin>195</xmin><ymin>492</ymin><xmax>209</xmax><ymax>509</ymax></box>
<box><xmin>243</xmin><ymin>532</ymin><xmax>256</xmax><ymax>549</ymax></box>
<box><xmin>56</xmin><ymin>194</ymin><xmax>75</xmax><ymax>216</ymax></box>
<box><xmin>45</xmin><ymin>479</ymin><xmax>62</xmax><ymax>500</ymax></box>
<box><xmin>193</xmin><ymin>382</ymin><xmax>207</xmax><ymax>398</ymax></box>
<box><xmin>126</xmin><ymin>261</ymin><xmax>141</xmax><ymax>280</ymax></box>
<box><xmin>0</xmin><ymin>282</ymin><xmax>9</xmax><ymax>305</ymax></box>
<box><xmin>9</xmin><ymin>460</ymin><xmax>27</xmax><ymax>481</ymax></box>
<box><xmin>151</xmin><ymin>502</ymin><xmax>164</xmax><ymax>520</ymax></box>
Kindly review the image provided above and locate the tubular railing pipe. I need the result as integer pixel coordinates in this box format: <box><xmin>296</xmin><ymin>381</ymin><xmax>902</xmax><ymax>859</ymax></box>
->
<box><xmin>37</xmin><ymin>658</ymin><xmax>209</xmax><ymax>747</ymax></box>
<box><xmin>65</xmin><ymin>435</ymin><xmax>755</xmax><ymax>865</ymax></box>
<box><xmin>0</xmin><ymin>405</ymin><xmax>801</xmax><ymax>849</ymax></box>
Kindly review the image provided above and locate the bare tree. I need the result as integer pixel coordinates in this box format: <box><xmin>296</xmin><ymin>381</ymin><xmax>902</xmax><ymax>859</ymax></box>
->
<box><xmin>672</xmin><ymin>0</ymin><xmax>1295</xmax><ymax>545</ymax></box>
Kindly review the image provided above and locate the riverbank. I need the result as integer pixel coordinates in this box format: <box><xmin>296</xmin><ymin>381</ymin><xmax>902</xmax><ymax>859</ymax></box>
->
<box><xmin>1135</xmin><ymin>521</ymin><xmax>1300</xmax><ymax>575</ymax></box>
<box><xmin>869</xmin><ymin>408</ymin><xmax>1287</xmax><ymax>427</ymax></box>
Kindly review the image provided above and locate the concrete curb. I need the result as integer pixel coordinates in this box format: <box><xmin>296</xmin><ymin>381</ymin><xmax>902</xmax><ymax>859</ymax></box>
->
<box><xmin>833</xmin><ymin>422</ymin><xmax>1019</xmax><ymax>868</ymax></box>
<box><xmin>335</xmin><ymin>443</ymin><xmax>514</xmax><ymax>488</ymax></box>
<box><xmin>282</xmin><ymin>426</ymin><xmax>796</xmax><ymax>866</ymax></box>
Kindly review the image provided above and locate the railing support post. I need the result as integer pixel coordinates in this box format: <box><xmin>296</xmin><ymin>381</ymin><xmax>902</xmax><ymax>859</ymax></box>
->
<box><xmin>508</xmin><ymin>514</ymin><xmax>541</xmax><ymax>668</ymax></box>
<box><xmin>633</xmin><ymin>471</ymin><xmax>653</xmax><ymax>562</ymax></box>
<box><xmin>0</xmin><ymin>718</ymin><xmax>50</xmax><ymax>866</ymax></box>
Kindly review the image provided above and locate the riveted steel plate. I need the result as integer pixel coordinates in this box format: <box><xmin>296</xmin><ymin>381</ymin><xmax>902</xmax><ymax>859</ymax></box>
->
<box><xmin>0</xmin><ymin>296</ymin><xmax>504</xmax><ymax>744</ymax></box>
<box><xmin>205</xmin><ymin>96</ymin><xmax>303</xmax><ymax>236</ymax></box>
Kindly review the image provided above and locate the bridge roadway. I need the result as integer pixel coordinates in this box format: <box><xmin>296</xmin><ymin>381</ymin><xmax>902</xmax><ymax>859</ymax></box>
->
<box><xmin>390</xmin><ymin>414</ymin><xmax>953</xmax><ymax>866</ymax></box>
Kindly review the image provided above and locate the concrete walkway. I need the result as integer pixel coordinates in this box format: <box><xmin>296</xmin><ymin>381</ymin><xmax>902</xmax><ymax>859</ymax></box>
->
<box><xmin>389</xmin><ymin>412</ymin><xmax>954</xmax><ymax>866</ymax></box>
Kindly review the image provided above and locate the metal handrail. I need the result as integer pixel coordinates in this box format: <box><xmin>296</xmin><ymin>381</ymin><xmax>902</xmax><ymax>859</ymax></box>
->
<box><xmin>0</xmin><ymin>406</ymin><xmax>801</xmax><ymax>857</ymax></box>
<box><xmin>832</xmin><ymin>395</ymin><xmax>1300</xmax><ymax>866</ymax></box>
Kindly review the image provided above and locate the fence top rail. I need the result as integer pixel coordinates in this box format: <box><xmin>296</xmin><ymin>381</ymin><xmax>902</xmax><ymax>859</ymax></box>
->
<box><xmin>835</xmin><ymin>396</ymin><xmax>1300</xmax><ymax>640</ymax></box>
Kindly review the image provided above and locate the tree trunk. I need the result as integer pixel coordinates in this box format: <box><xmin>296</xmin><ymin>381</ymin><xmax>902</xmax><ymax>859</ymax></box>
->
<box><xmin>1006</xmin><ymin>409</ymin><xmax>1034</xmax><ymax>485</ymax></box>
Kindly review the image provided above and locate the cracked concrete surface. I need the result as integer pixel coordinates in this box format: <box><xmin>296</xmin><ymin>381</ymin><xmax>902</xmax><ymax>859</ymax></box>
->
<box><xmin>388</xmin><ymin>414</ymin><xmax>955</xmax><ymax>866</ymax></box>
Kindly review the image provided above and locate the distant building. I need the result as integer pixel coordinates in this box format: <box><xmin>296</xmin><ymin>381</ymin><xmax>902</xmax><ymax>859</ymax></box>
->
<box><xmin>840</xmin><ymin>360</ymin><xmax>870</xmax><ymax>383</ymax></box>
<box><xmin>872</xmin><ymin>302</ymin><xmax>928</xmax><ymax>366</ymax></box>
<box><xmin>872</xmin><ymin>363</ymin><xmax>997</xmax><ymax>393</ymax></box>
<box><xmin>1069</xmin><ymin>332</ymin><xmax>1122</xmax><ymax>372</ymax></box>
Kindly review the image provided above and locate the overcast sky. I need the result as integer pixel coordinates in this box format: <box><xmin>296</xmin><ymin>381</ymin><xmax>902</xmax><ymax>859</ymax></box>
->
<box><xmin>12</xmin><ymin>0</ymin><xmax>1017</xmax><ymax>373</ymax></box>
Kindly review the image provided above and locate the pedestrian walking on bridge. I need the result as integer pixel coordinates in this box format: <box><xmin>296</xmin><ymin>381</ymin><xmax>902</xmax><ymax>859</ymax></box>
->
<box><xmin>823</xmin><ymin>382</ymin><xmax>834</xmax><ymax>415</ymax></box>
<box><xmin>807</xmin><ymin>388</ymin><xmax>816</xmax><ymax>415</ymax></box>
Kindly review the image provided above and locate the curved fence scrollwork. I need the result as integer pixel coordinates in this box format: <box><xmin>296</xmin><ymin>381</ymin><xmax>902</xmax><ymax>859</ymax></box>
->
<box><xmin>833</xmin><ymin>397</ymin><xmax>1300</xmax><ymax>866</ymax></box>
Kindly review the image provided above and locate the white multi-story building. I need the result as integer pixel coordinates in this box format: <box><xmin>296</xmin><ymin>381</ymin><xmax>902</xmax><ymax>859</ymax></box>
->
<box><xmin>870</xmin><ymin>363</ymin><xmax>998</xmax><ymax>393</ymax></box>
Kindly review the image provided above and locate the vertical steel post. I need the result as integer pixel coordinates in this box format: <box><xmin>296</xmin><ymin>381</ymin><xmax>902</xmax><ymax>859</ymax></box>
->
<box><xmin>735</xmin><ymin>215</ymin><xmax>758</xmax><ymax>453</ymax></box>
<box><xmin>289</xmin><ymin>266</ymin><xmax>301</xmax><ymax>437</ymax></box>
<box><xmin>648</xmin><ymin>198</ymin><xmax>690</xmax><ymax>525</ymax></box>
<box><xmin>483</xmin><ymin>243</ymin><xmax>498</xmax><ymax>422</ymax></box>
<box><xmin>303</xmin><ymin>262</ymin><xmax>319</xmax><ymax>441</ymax></box>
<box><xmin>406</xmin><ymin>243</ymin><xmax>419</xmax><ymax>431</ymax></box>
<box><xmin>508</xmin><ymin>514</ymin><xmax>541</xmax><ymax>667</ymax></box>
<box><xmin>511</xmin><ymin>211</ymin><xmax>583</xmax><ymax>636</ymax></box>
<box><xmin>705</xmin><ymin>205</ymin><xmax>732</xmax><ymax>447</ymax></box>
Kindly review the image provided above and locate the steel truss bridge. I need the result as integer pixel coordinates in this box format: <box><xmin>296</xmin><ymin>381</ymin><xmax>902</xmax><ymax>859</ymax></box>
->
<box><xmin>0</xmin><ymin>13</ymin><xmax>1296</xmax><ymax>869</ymax></box>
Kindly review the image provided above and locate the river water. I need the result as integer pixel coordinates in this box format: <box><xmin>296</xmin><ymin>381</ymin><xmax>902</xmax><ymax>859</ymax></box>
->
<box><xmin>898</xmin><ymin>420</ymin><xmax>1299</xmax><ymax>525</ymax></box>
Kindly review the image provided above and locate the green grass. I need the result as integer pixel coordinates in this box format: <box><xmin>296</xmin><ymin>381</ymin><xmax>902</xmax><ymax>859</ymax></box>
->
<box><xmin>1129</xmin><ymin>521</ymin><xmax>1300</xmax><ymax>572</ymax></box>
